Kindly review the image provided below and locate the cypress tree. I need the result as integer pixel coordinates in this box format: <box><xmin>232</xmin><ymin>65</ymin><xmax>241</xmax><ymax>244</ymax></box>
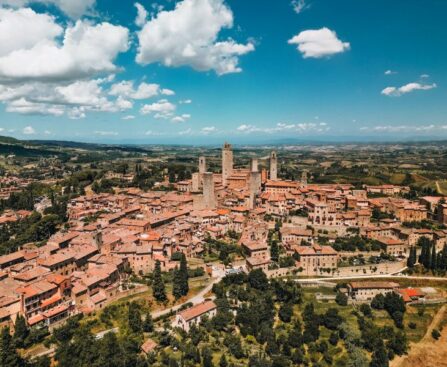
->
<box><xmin>271</xmin><ymin>241</ymin><xmax>279</xmax><ymax>262</ymax></box>
<box><xmin>0</xmin><ymin>327</ymin><xmax>26</xmax><ymax>367</ymax></box>
<box><xmin>13</xmin><ymin>315</ymin><xmax>29</xmax><ymax>348</ymax></box>
<box><xmin>142</xmin><ymin>312</ymin><xmax>154</xmax><ymax>333</ymax></box>
<box><xmin>152</xmin><ymin>260</ymin><xmax>167</xmax><ymax>302</ymax></box>
<box><xmin>179</xmin><ymin>253</ymin><xmax>189</xmax><ymax>296</ymax></box>
<box><xmin>440</xmin><ymin>244</ymin><xmax>447</xmax><ymax>270</ymax></box>
<box><xmin>431</xmin><ymin>244</ymin><xmax>437</xmax><ymax>271</ymax></box>
<box><xmin>172</xmin><ymin>267</ymin><xmax>183</xmax><ymax>299</ymax></box>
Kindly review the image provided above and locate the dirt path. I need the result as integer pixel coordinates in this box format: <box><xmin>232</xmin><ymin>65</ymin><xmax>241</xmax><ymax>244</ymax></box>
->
<box><xmin>436</xmin><ymin>181</ymin><xmax>443</xmax><ymax>195</ymax></box>
<box><xmin>391</xmin><ymin>305</ymin><xmax>447</xmax><ymax>367</ymax></box>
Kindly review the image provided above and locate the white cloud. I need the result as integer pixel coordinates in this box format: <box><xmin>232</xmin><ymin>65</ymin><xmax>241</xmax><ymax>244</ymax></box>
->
<box><xmin>384</xmin><ymin>70</ymin><xmax>397</xmax><ymax>75</ymax></box>
<box><xmin>171</xmin><ymin>114</ymin><xmax>191</xmax><ymax>123</ymax></box>
<box><xmin>122</xmin><ymin>115</ymin><xmax>135</xmax><ymax>120</ymax></box>
<box><xmin>134</xmin><ymin>2</ymin><xmax>148</xmax><ymax>27</ymax></box>
<box><xmin>109</xmin><ymin>81</ymin><xmax>172</xmax><ymax>100</ymax></box>
<box><xmin>0</xmin><ymin>77</ymin><xmax>135</xmax><ymax>118</ymax></box>
<box><xmin>360</xmin><ymin>124</ymin><xmax>442</xmax><ymax>133</ymax></box>
<box><xmin>420</xmin><ymin>74</ymin><xmax>430</xmax><ymax>78</ymax></box>
<box><xmin>140</xmin><ymin>99</ymin><xmax>176</xmax><ymax>118</ymax></box>
<box><xmin>178</xmin><ymin>128</ymin><xmax>192</xmax><ymax>135</ymax></box>
<box><xmin>22</xmin><ymin>125</ymin><xmax>36</xmax><ymax>134</ymax></box>
<box><xmin>161</xmin><ymin>88</ymin><xmax>175</xmax><ymax>96</ymax></box>
<box><xmin>179</xmin><ymin>99</ymin><xmax>192</xmax><ymax>104</ymax></box>
<box><xmin>381</xmin><ymin>82</ymin><xmax>437</xmax><ymax>97</ymax></box>
<box><xmin>201</xmin><ymin>126</ymin><xmax>217</xmax><ymax>134</ymax></box>
<box><xmin>237</xmin><ymin>122</ymin><xmax>329</xmax><ymax>134</ymax></box>
<box><xmin>0</xmin><ymin>0</ymin><xmax>96</xmax><ymax>18</ymax></box>
<box><xmin>135</xmin><ymin>0</ymin><xmax>255</xmax><ymax>75</ymax></box>
<box><xmin>0</xmin><ymin>8</ymin><xmax>129</xmax><ymax>83</ymax></box>
<box><xmin>288</xmin><ymin>27</ymin><xmax>350</xmax><ymax>58</ymax></box>
<box><xmin>291</xmin><ymin>0</ymin><xmax>309</xmax><ymax>14</ymax></box>
<box><xmin>6</xmin><ymin>97</ymin><xmax>64</xmax><ymax>116</ymax></box>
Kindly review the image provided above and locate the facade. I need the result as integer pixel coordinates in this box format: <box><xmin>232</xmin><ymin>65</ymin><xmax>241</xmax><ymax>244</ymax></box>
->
<box><xmin>173</xmin><ymin>300</ymin><xmax>217</xmax><ymax>332</ymax></box>
<box><xmin>347</xmin><ymin>281</ymin><xmax>399</xmax><ymax>302</ymax></box>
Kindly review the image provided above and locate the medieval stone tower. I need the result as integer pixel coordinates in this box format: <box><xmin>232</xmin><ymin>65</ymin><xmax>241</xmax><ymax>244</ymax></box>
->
<box><xmin>270</xmin><ymin>151</ymin><xmax>278</xmax><ymax>180</ymax></box>
<box><xmin>199</xmin><ymin>156</ymin><xmax>206</xmax><ymax>174</ymax></box>
<box><xmin>202</xmin><ymin>172</ymin><xmax>216</xmax><ymax>209</ymax></box>
<box><xmin>222</xmin><ymin>142</ymin><xmax>233</xmax><ymax>186</ymax></box>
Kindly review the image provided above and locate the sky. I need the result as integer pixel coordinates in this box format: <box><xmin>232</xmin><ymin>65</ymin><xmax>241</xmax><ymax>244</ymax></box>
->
<box><xmin>0</xmin><ymin>0</ymin><xmax>446</xmax><ymax>144</ymax></box>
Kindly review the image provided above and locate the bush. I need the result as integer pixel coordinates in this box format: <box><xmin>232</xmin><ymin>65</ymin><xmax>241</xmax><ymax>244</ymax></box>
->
<box><xmin>408</xmin><ymin>322</ymin><xmax>417</xmax><ymax>329</ymax></box>
<box><xmin>335</xmin><ymin>292</ymin><xmax>348</xmax><ymax>306</ymax></box>
<box><xmin>432</xmin><ymin>329</ymin><xmax>441</xmax><ymax>340</ymax></box>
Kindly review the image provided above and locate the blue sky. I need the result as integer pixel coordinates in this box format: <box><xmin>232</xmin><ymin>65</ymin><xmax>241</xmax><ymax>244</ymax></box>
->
<box><xmin>0</xmin><ymin>0</ymin><xmax>445</xmax><ymax>144</ymax></box>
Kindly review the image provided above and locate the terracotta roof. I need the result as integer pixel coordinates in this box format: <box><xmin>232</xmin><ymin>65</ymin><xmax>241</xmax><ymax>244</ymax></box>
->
<box><xmin>178</xmin><ymin>300</ymin><xmax>217</xmax><ymax>322</ymax></box>
<box><xmin>141</xmin><ymin>339</ymin><xmax>158</xmax><ymax>354</ymax></box>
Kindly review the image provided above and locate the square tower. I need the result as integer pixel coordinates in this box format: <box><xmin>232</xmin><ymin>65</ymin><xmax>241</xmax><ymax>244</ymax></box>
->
<box><xmin>270</xmin><ymin>151</ymin><xmax>277</xmax><ymax>180</ymax></box>
<box><xmin>222</xmin><ymin>142</ymin><xmax>233</xmax><ymax>186</ymax></box>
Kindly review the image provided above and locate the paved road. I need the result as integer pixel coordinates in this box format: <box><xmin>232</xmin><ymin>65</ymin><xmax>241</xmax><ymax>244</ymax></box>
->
<box><xmin>152</xmin><ymin>275</ymin><xmax>222</xmax><ymax>319</ymax></box>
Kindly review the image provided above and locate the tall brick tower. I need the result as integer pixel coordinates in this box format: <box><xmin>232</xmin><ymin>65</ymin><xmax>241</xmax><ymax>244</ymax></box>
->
<box><xmin>270</xmin><ymin>151</ymin><xmax>278</xmax><ymax>180</ymax></box>
<box><xmin>222</xmin><ymin>142</ymin><xmax>233</xmax><ymax>186</ymax></box>
<box><xmin>199</xmin><ymin>156</ymin><xmax>206</xmax><ymax>174</ymax></box>
<box><xmin>202</xmin><ymin>172</ymin><xmax>216</xmax><ymax>209</ymax></box>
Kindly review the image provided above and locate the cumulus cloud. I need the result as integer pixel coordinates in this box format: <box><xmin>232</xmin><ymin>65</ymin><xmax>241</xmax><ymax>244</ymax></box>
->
<box><xmin>171</xmin><ymin>114</ymin><xmax>191</xmax><ymax>123</ymax></box>
<box><xmin>0</xmin><ymin>0</ymin><xmax>96</xmax><ymax>18</ymax></box>
<box><xmin>22</xmin><ymin>125</ymin><xmax>36</xmax><ymax>134</ymax></box>
<box><xmin>0</xmin><ymin>8</ymin><xmax>129</xmax><ymax>83</ymax></box>
<box><xmin>135</xmin><ymin>0</ymin><xmax>255</xmax><ymax>75</ymax></box>
<box><xmin>134</xmin><ymin>2</ymin><xmax>148</xmax><ymax>27</ymax></box>
<box><xmin>291</xmin><ymin>0</ymin><xmax>309</xmax><ymax>14</ymax></box>
<box><xmin>381</xmin><ymin>82</ymin><xmax>437</xmax><ymax>97</ymax></box>
<box><xmin>288</xmin><ymin>27</ymin><xmax>350</xmax><ymax>58</ymax></box>
<box><xmin>201</xmin><ymin>126</ymin><xmax>216</xmax><ymax>134</ymax></box>
<box><xmin>109</xmin><ymin>81</ymin><xmax>173</xmax><ymax>100</ymax></box>
<box><xmin>140</xmin><ymin>99</ymin><xmax>176</xmax><ymax>119</ymax></box>
<box><xmin>0</xmin><ymin>77</ymin><xmax>135</xmax><ymax>118</ymax></box>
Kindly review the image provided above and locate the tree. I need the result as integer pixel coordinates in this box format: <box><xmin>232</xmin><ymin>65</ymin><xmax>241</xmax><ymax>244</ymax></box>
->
<box><xmin>0</xmin><ymin>327</ymin><xmax>26</xmax><ymax>367</ymax></box>
<box><xmin>219</xmin><ymin>354</ymin><xmax>228</xmax><ymax>367</ymax></box>
<box><xmin>142</xmin><ymin>312</ymin><xmax>153</xmax><ymax>333</ymax></box>
<box><xmin>430</xmin><ymin>243</ymin><xmax>437</xmax><ymax>270</ymax></box>
<box><xmin>359</xmin><ymin>304</ymin><xmax>372</xmax><ymax>318</ymax></box>
<box><xmin>432</xmin><ymin>329</ymin><xmax>441</xmax><ymax>340</ymax></box>
<box><xmin>369</xmin><ymin>341</ymin><xmax>389</xmax><ymax>367</ymax></box>
<box><xmin>407</xmin><ymin>247</ymin><xmax>416</xmax><ymax>268</ymax></box>
<box><xmin>371</xmin><ymin>293</ymin><xmax>385</xmax><ymax>310</ymax></box>
<box><xmin>335</xmin><ymin>291</ymin><xmax>348</xmax><ymax>306</ymax></box>
<box><xmin>172</xmin><ymin>268</ymin><xmax>183</xmax><ymax>299</ymax></box>
<box><xmin>152</xmin><ymin>260</ymin><xmax>167</xmax><ymax>302</ymax></box>
<box><xmin>271</xmin><ymin>241</ymin><xmax>279</xmax><ymax>262</ymax></box>
<box><xmin>179</xmin><ymin>253</ymin><xmax>189</xmax><ymax>296</ymax></box>
<box><xmin>128</xmin><ymin>302</ymin><xmax>142</xmax><ymax>334</ymax></box>
<box><xmin>248</xmin><ymin>269</ymin><xmax>269</xmax><ymax>291</ymax></box>
<box><xmin>322</xmin><ymin>308</ymin><xmax>342</xmax><ymax>330</ymax></box>
<box><xmin>13</xmin><ymin>315</ymin><xmax>29</xmax><ymax>348</ymax></box>
<box><xmin>202</xmin><ymin>347</ymin><xmax>213</xmax><ymax>367</ymax></box>
<box><xmin>278</xmin><ymin>302</ymin><xmax>293</xmax><ymax>323</ymax></box>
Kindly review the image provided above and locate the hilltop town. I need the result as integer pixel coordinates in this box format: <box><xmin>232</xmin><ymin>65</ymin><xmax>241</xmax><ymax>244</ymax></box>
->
<box><xmin>1</xmin><ymin>140</ymin><xmax>447</xmax><ymax>367</ymax></box>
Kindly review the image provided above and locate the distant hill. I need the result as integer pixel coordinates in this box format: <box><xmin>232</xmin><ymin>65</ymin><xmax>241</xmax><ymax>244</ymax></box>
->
<box><xmin>0</xmin><ymin>136</ymin><xmax>20</xmax><ymax>145</ymax></box>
